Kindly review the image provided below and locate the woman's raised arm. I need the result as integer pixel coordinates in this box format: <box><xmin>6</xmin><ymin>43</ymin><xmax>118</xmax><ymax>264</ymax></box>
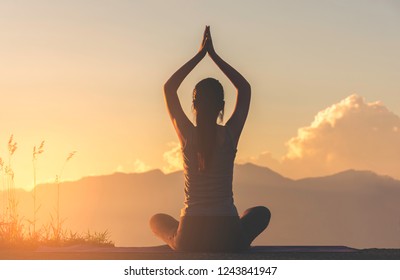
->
<box><xmin>205</xmin><ymin>27</ymin><xmax>251</xmax><ymax>144</ymax></box>
<box><xmin>164</xmin><ymin>28</ymin><xmax>208</xmax><ymax>144</ymax></box>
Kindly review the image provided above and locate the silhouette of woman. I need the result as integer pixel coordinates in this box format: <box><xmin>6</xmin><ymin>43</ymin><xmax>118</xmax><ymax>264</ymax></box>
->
<box><xmin>150</xmin><ymin>26</ymin><xmax>271</xmax><ymax>252</ymax></box>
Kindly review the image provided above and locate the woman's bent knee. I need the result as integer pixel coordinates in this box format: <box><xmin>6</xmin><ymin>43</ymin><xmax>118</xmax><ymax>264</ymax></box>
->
<box><xmin>263</xmin><ymin>206</ymin><xmax>271</xmax><ymax>227</ymax></box>
<box><xmin>241</xmin><ymin>205</ymin><xmax>271</xmax><ymax>231</ymax></box>
<box><xmin>254</xmin><ymin>206</ymin><xmax>271</xmax><ymax>227</ymax></box>
<box><xmin>149</xmin><ymin>213</ymin><xmax>179</xmax><ymax>235</ymax></box>
<box><xmin>243</xmin><ymin>206</ymin><xmax>271</xmax><ymax>219</ymax></box>
<box><xmin>149</xmin><ymin>213</ymin><xmax>165</xmax><ymax>231</ymax></box>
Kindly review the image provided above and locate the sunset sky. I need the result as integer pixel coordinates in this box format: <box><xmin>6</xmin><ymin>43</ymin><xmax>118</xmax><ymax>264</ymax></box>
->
<box><xmin>0</xmin><ymin>0</ymin><xmax>399</xmax><ymax>190</ymax></box>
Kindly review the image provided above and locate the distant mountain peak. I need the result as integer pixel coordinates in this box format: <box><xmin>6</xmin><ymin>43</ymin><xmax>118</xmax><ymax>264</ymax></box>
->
<box><xmin>234</xmin><ymin>162</ymin><xmax>293</xmax><ymax>184</ymax></box>
<box><xmin>320</xmin><ymin>169</ymin><xmax>392</xmax><ymax>181</ymax></box>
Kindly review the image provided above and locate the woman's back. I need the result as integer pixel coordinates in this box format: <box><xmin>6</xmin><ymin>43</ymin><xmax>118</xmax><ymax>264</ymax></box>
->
<box><xmin>181</xmin><ymin>125</ymin><xmax>238</xmax><ymax>216</ymax></box>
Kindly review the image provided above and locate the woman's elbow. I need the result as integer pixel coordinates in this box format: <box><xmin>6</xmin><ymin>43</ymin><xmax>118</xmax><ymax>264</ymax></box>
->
<box><xmin>238</xmin><ymin>82</ymin><xmax>251</xmax><ymax>95</ymax></box>
<box><xmin>163</xmin><ymin>82</ymin><xmax>170</xmax><ymax>93</ymax></box>
<box><xmin>164</xmin><ymin>82</ymin><xmax>176</xmax><ymax>95</ymax></box>
<box><xmin>243</xmin><ymin>82</ymin><xmax>251</xmax><ymax>93</ymax></box>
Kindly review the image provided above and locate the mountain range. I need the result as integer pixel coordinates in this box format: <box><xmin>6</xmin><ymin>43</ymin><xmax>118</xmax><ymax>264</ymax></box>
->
<box><xmin>5</xmin><ymin>163</ymin><xmax>400</xmax><ymax>249</ymax></box>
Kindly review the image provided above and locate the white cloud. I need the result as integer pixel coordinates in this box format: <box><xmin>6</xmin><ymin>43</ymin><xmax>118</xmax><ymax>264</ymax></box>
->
<box><xmin>162</xmin><ymin>142</ymin><xmax>183</xmax><ymax>173</ymax></box>
<box><xmin>245</xmin><ymin>94</ymin><xmax>400</xmax><ymax>179</ymax></box>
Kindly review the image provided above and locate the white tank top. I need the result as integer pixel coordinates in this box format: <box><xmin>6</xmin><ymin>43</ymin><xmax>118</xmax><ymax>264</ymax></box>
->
<box><xmin>180</xmin><ymin>125</ymin><xmax>239</xmax><ymax>216</ymax></box>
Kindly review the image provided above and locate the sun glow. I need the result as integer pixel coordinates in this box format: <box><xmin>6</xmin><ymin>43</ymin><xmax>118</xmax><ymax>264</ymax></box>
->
<box><xmin>0</xmin><ymin>0</ymin><xmax>398</xmax><ymax>191</ymax></box>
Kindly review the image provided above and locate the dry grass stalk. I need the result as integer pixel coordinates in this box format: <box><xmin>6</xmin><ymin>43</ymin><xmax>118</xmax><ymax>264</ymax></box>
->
<box><xmin>31</xmin><ymin>140</ymin><xmax>45</xmax><ymax>238</ymax></box>
<box><xmin>54</xmin><ymin>151</ymin><xmax>77</xmax><ymax>241</ymax></box>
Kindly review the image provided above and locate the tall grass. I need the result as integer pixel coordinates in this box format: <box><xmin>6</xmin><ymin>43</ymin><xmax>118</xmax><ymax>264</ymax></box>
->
<box><xmin>0</xmin><ymin>135</ymin><xmax>23</xmax><ymax>246</ymax></box>
<box><xmin>31</xmin><ymin>140</ymin><xmax>44</xmax><ymax>238</ymax></box>
<box><xmin>53</xmin><ymin>151</ymin><xmax>76</xmax><ymax>241</ymax></box>
<box><xmin>0</xmin><ymin>136</ymin><xmax>114</xmax><ymax>249</ymax></box>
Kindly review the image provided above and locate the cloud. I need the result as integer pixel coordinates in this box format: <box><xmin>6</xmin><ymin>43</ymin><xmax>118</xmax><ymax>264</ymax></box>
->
<box><xmin>284</xmin><ymin>94</ymin><xmax>400</xmax><ymax>178</ymax></box>
<box><xmin>246</xmin><ymin>94</ymin><xmax>400</xmax><ymax>179</ymax></box>
<box><xmin>131</xmin><ymin>159</ymin><xmax>152</xmax><ymax>173</ymax></box>
<box><xmin>162</xmin><ymin>142</ymin><xmax>183</xmax><ymax>173</ymax></box>
<box><xmin>115</xmin><ymin>159</ymin><xmax>152</xmax><ymax>173</ymax></box>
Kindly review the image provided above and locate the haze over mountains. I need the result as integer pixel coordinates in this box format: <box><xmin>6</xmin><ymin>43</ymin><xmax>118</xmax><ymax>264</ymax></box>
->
<box><xmin>7</xmin><ymin>163</ymin><xmax>400</xmax><ymax>249</ymax></box>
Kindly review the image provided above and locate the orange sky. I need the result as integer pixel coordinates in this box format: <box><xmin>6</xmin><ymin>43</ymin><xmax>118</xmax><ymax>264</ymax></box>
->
<box><xmin>0</xmin><ymin>0</ymin><xmax>399</xmax><ymax>190</ymax></box>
